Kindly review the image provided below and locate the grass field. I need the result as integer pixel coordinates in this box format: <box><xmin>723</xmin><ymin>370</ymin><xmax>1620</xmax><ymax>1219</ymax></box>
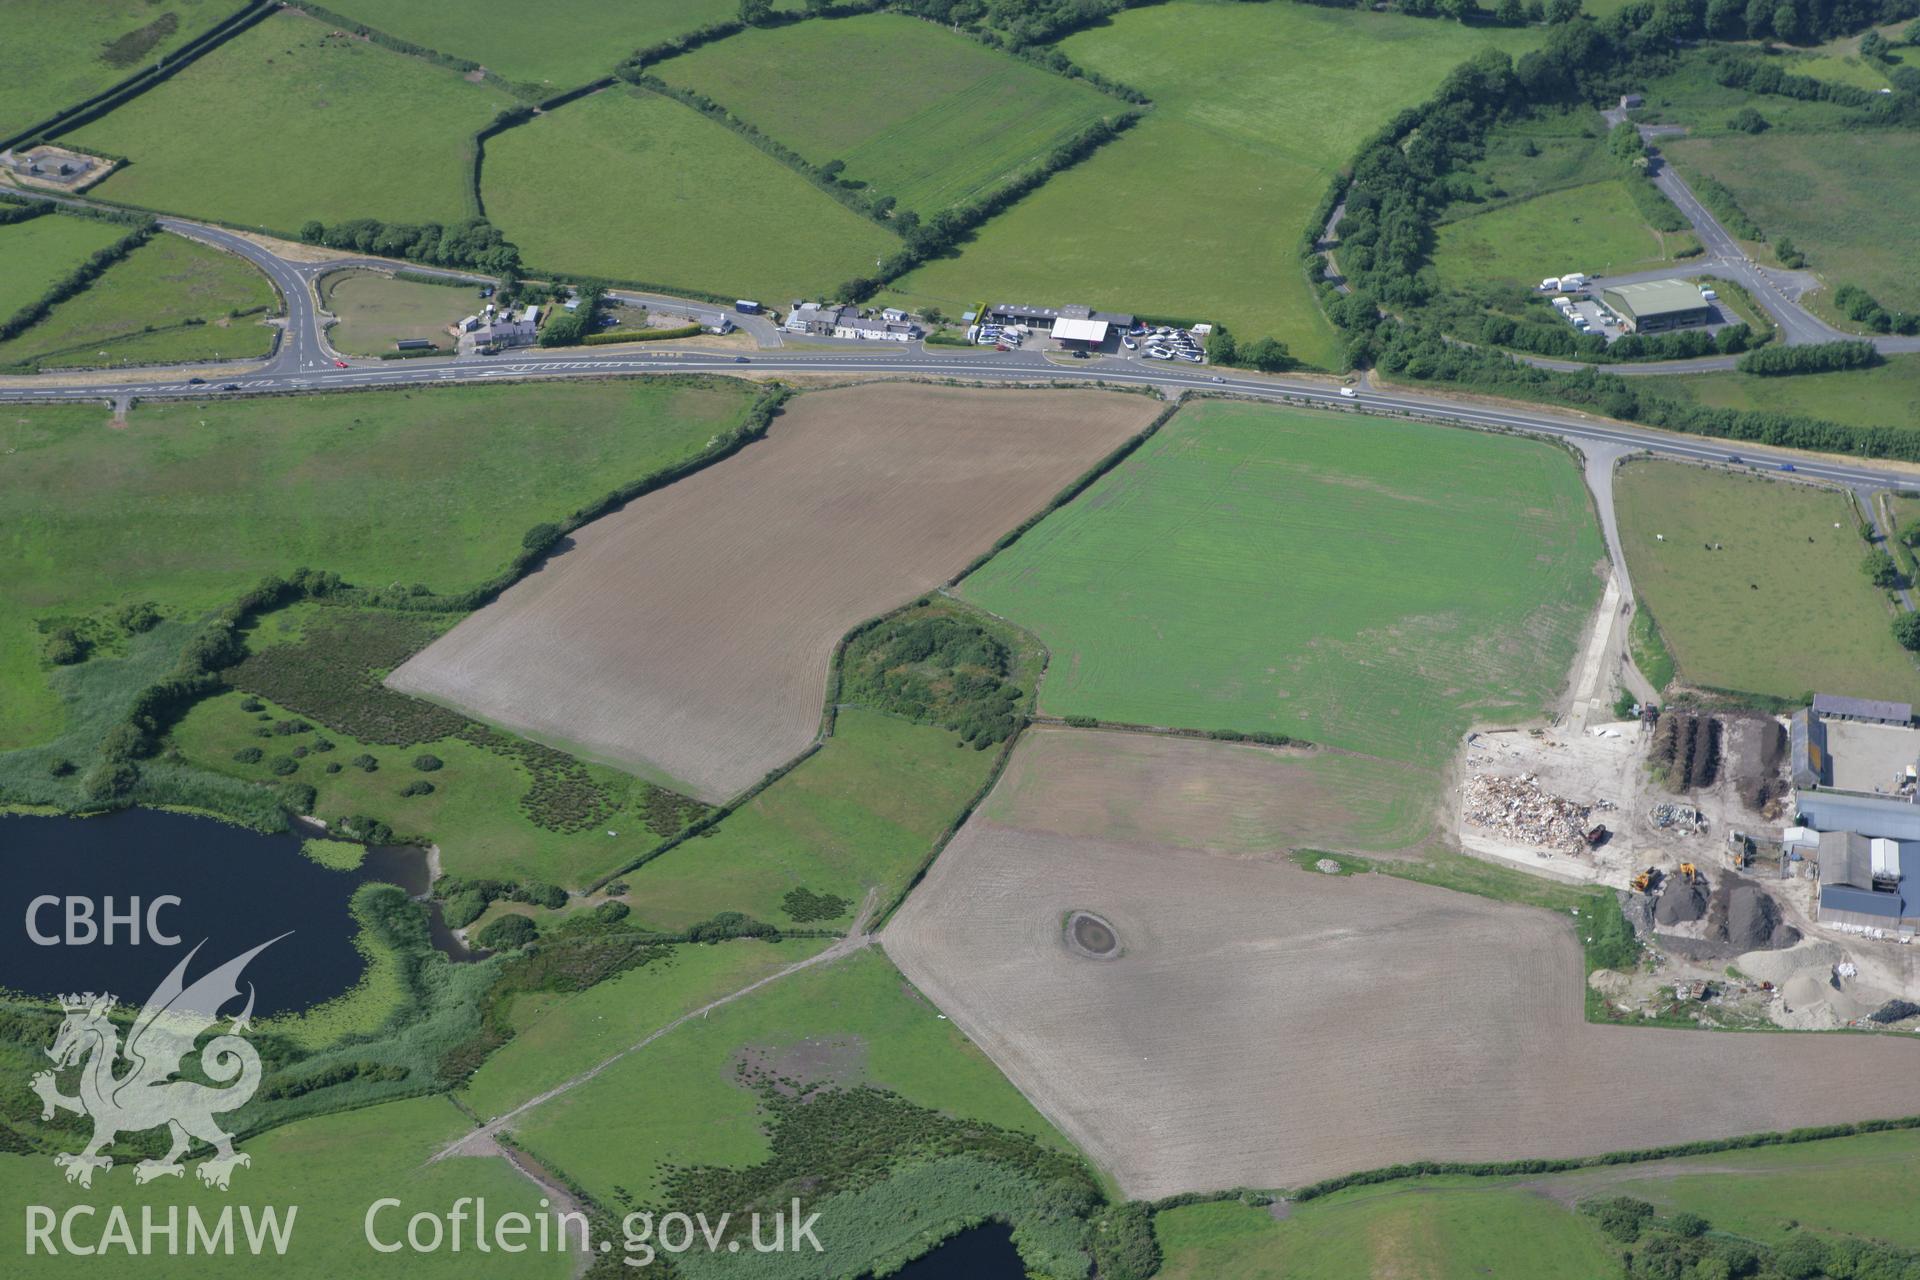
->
<box><xmin>0</xmin><ymin>1096</ymin><xmax>570</xmax><ymax>1278</ymax></box>
<box><xmin>1433</xmin><ymin>180</ymin><xmax>1699</xmax><ymax>289</ymax></box>
<box><xmin>1794</xmin><ymin>24</ymin><xmax>1913</xmax><ymax>92</ymax></box>
<box><xmin>68</xmin><ymin>9</ymin><xmax>514</xmax><ymax>231</ymax></box>
<box><xmin>0</xmin><ymin>229</ymin><xmax>276</xmax><ymax>370</ymax></box>
<box><xmin>1614</xmin><ymin>459</ymin><xmax>1920</xmax><ymax>702</ymax></box>
<box><xmin>652</xmin><ymin>13</ymin><xmax>1115</xmax><ymax>214</ymax></box>
<box><xmin>1154</xmin><ymin>1127</ymin><xmax>1920</xmax><ymax>1277</ymax></box>
<box><xmin>1668</xmin><ymin>354</ymin><xmax>1920</xmax><ymax>432</ymax></box>
<box><xmin>510</xmin><ymin>948</ymin><xmax>1078</xmax><ymax>1207</ymax></box>
<box><xmin>312</xmin><ymin>0</ymin><xmax>768</xmax><ymax>91</ymax></box>
<box><xmin>1438</xmin><ymin>109</ymin><xmax>1616</xmax><ymax>217</ymax></box>
<box><xmin>320</xmin><ymin>269</ymin><xmax>464</xmax><ymax>356</ymax></box>
<box><xmin>0</xmin><ymin>0</ymin><xmax>241</xmax><ymax>143</ymax></box>
<box><xmin>960</xmin><ymin>401</ymin><xmax>1604</xmax><ymax>762</ymax></box>
<box><xmin>0</xmin><ymin>214</ymin><xmax>129</xmax><ymax>320</ymax></box>
<box><xmin>1634</xmin><ymin>52</ymin><xmax>1881</xmax><ymax>137</ymax></box>
<box><xmin>484</xmin><ymin>86</ymin><xmax>897</xmax><ymax>298</ymax></box>
<box><xmin>459</xmin><ymin>937</ymin><xmax>828</xmax><ymax>1121</ymax></box>
<box><xmin>1666</xmin><ymin>130</ymin><xmax>1920</xmax><ymax>314</ymax></box>
<box><xmin>619</xmin><ymin>708</ymin><xmax>1003</xmax><ymax>932</ymax></box>
<box><xmin>0</xmin><ymin>378</ymin><xmax>756</xmax><ymax>752</ymax></box>
<box><xmin>884</xmin><ymin>1</ymin><xmax>1537</xmax><ymax>368</ymax></box>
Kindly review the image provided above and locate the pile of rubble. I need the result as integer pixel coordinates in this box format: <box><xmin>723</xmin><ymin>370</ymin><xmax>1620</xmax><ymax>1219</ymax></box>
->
<box><xmin>1649</xmin><ymin>802</ymin><xmax>1706</xmax><ymax>835</ymax></box>
<box><xmin>1463</xmin><ymin>773</ymin><xmax>1591</xmax><ymax>854</ymax></box>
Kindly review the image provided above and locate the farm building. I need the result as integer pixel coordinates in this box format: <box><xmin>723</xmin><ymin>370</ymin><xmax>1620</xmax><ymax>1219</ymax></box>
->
<box><xmin>1814</xmin><ymin>830</ymin><xmax>1917</xmax><ymax>930</ymax></box>
<box><xmin>1600</xmin><ymin>280</ymin><xmax>1712</xmax><ymax>332</ymax></box>
<box><xmin>1791</xmin><ymin>698</ymin><xmax>1920</xmax><ymax>794</ymax></box>
<box><xmin>1813</xmin><ymin>694</ymin><xmax>1912</xmax><ymax>725</ymax></box>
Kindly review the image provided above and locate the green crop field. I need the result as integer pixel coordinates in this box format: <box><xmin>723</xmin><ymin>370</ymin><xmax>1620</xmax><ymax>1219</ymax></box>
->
<box><xmin>1668</xmin><ymin>354</ymin><xmax>1920</xmax><ymax>432</ymax></box>
<box><xmin>485</xmin><ymin>86</ymin><xmax>897</xmax><ymax>299</ymax></box>
<box><xmin>621</xmin><ymin>708</ymin><xmax>1002</xmax><ymax>933</ymax></box>
<box><xmin>885</xmin><ymin>1</ymin><xmax>1537</xmax><ymax>368</ymax></box>
<box><xmin>459</xmin><ymin>937</ymin><xmax>828</xmax><ymax>1121</ymax></box>
<box><xmin>652</xmin><ymin>13</ymin><xmax>1115</xmax><ymax>214</ymax></box>
<box><xmin>960</xmin><ymin>401</ymin><xmax>1604</xmax><ymax>762</ymax></box>
<box><xmin>1615</xmin><ymin>459</ymin><xmax>1920</xmax><ymax>703</ymax></box>
<box><xmin>0</xmin><ymin>229</ymin><xmax>277</xmax><ymax>371</ymax></box>
<box><xmin>320</xmin><ymin>269</ymin><xmax>464</xmax><ymax>356</ymax></box>
<box><xmin>68</xmin><ymin>9</ymin><xmax>514</xmax><ymax>232</ymax></box>
<box><xmin>0</xmin><ymin>0</ymin><xmax>241</xmax><ymax>142</ymax></box>
<box><xmin>0</xmin><ymin>213</ymin><xmax>126</xmax><ymax>320</ymax></box>
<box><xmin>510</xmin><ymin>948</ymin><xmax>1079</xmax><ymax>1208</ymax></box>
<box><xmin>1152</xmin><ymin>1128</ymin><xmax>1920</xmax><ymax>1280</ymax></box>
<box><xmin>1667</xmin><ymin>130</ymin><xmax>1920</xmax><ymax>314</ymax></box>
<box><xmin>0</xmin><ymin>1096</ymin><xmax>570</xmax><ymax>1278</ymax></box>
<box><xmin>1433</xmin><ymin>180</ymin><xmax>1700</xmax><ymax>289</ymax></box>
<box><xmin>0</xmin><ymin>378</ymin><xmax>756</xmax><ymax>752</ymax></box>
<box><xmin>312</xmin><ymin>0</ymin><xmax>768</xmax><ymax>92</ymax></box>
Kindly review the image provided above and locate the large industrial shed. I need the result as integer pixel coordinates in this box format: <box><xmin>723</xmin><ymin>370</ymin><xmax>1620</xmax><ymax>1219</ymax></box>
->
<box><xmin>1601</xmin><ymin>280</ymin><xmax>1712</xmax><ymax>332</ymax></box>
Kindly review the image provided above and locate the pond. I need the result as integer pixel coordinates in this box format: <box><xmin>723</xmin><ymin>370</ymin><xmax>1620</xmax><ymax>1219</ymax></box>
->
<box><xmin>873</xmin><ymin>1222</ymin><xmax>1026</xmax><ymax>1280</ymax></box>
<box><xmin>1</xmin><ymin>807</ymin><xmax>464</xmax><ymax>1017</ymax></box>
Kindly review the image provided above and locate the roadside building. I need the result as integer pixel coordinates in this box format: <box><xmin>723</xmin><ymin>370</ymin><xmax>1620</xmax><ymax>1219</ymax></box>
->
<box><xmin>1600</xmin><ymin>280</ymin><xmax>1712</xmax><ymax>333</ymax></box>
<box><xmin>986</xmin><ymin>302</ymin><xmax>1135</xmax><ymax>346</ymax></box>
<box><xmin>783</xmin><ymin>301</ymin><xmax>918</xmax><ymax>341</ymax></box>
<box><xmin>473</xmin><ymin>316</ymin><xmax>537</xmax><ymax>348</ymax></box>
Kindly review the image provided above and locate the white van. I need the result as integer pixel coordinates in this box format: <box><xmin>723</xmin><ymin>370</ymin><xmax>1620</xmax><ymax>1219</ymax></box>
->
<box><xmin>1540</xmin><ymin>277</ymin><xmax>1561</xmax><ymax>291</ymax></box>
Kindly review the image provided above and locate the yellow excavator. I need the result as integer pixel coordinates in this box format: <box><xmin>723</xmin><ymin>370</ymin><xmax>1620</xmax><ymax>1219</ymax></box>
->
<box><xmin>1631</xmin><ymin>866</ymin><xmax>1660</xmax><ymax>893</ymax></box>
<box><xmin>1679</xmin><ymin>862</ymin><xmax>1699</xmax><ymax>884</ymax></box>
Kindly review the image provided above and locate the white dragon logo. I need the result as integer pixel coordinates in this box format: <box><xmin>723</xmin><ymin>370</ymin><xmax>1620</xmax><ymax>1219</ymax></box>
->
<box><xmin>31</xmin><ymin>937</ymin><xmax>282</xmax><ymax>1191</ymax></box>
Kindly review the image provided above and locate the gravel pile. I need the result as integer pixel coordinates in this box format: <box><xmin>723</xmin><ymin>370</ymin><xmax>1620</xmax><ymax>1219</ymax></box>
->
<box><xmin>1463</xmin><ymin>773</ymin><xmax>1590</xmax><ymax>854</ymax></box>
<box><xmin>1649</xmin><ymin>802</ymin><xmax>1707</xmax><ymax>835</ymax></box>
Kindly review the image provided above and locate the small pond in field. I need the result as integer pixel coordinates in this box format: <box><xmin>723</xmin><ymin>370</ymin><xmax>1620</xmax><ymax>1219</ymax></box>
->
<box><xmin>868</xmin><ymin>1222</ymin><xmax>1025</xmax><ymax>1280</ymax></box>
<box><xmin>1</xmin><ymin>807</ymin><xmax>467</xmax><ymax>1017</ymax></box>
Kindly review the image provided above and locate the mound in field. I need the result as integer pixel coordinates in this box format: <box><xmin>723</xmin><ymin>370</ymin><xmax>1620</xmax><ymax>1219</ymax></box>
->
<box><xmin>883</xmin><ymin>727</ymin><xmax>1920</xmax><ymax>1199</ymax></box>
<box><xmin>388</xmin><ymin>384</ymin><xmax>1161</xmax><ymax>802</ymax></box>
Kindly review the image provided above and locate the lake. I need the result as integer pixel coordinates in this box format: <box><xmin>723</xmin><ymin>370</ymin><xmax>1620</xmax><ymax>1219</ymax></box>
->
<box><xmin>1</xmin><ymin>807</ymin><xmax>455</xmax><ymax>1016</ymax></box>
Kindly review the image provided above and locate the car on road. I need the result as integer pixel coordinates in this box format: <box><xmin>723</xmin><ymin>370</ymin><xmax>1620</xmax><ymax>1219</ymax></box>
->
<box><xmin>1340</xmin><ymin>387</ymin><xmax>1358</xmax><ymax>398</ymax></box>
<box><xmin>333</xmin><ymin>359</ymin><xmax>348</xmax><ymax>368</ymax></box>
<box><xmin>1779</xmin><ymin>463</ymin><xmax>1797</xmax><ymax>472</ymax></box>
<box><xmin>1072</xmin><ymin>349</ymin><xmax>1089</xmax><ymax>358</ymax></box>
<box><xmin>1210</xmin><ymin>375</ymin><xmax>1224</xmax><ymax>383</ymax></box>
<box><xmin>220</xmin><ymin>383</ymin><xmax>240</xmax><ymax>391</ymax></box>
<box><xmin>733</xmin><ymin>356</ymin><xmax>750</xmax><ymax>363</ymax></box>
<box><xmin>187</xmin><ymin>377</ymin><xmax>205</xmax><ymax>384</ymax></box>
<box><xmin>1726</xmin><ymin>454</ymin><xmax>1743</xmax><ymax>464</ymax></box>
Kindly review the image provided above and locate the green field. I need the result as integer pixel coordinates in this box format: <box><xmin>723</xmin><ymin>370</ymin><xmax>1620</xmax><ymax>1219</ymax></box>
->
<box><xmin>485</xmin><ymin>86</ymin><xmax>898</xmax><ymax>298</ymax></box>
<box><xmin>0</xmin><ymin>229</ymin><xmax>277</xmax><ymax>370</ymax></box>
<box><xmin>0</xmin><ymin>213</ymin><xmax>127</xmax><ymax>319</ymax></box>
<box><xmin>652</xmin><ymin>13</ymin><xmax>1115</xmax><ymax>214</ymax></box>
<box><xmin>0</xmin><ymin>378</ymin><xmax>756</xmax><ymax>752</ymax></box>
<box><xmin>1634</xmin><ymin>53</ymin><xmax>1882</xmax><ymax>137</ymax></box>
<box><xmin>885</xmin><ymin>1</ymin><xmax>1537</xmax><ymax>367</ymax></box>
<box><xmin>1794</xmin><ymin>24</ymin><xmax>1913</xmax><ymax>92</ymax></box>
<box><xmin>510</xmin><ymin>947</ymin><xmax>1080</xmax><ymax>1209</ymax></box>
<box><xmin>1667</xmin><ymin>130</ymin><xmax>1920</xmax><ymax>313</ymax></box>
<box><xmin>68</xmin><ymin>9</ymin><xmax>514</xmax><ymax>231</ymax></box>
<box><xmin>961</xmin><ymin>401</ymin><xmax>1604</xmax><ymax>762</ymax></box>
<box><xmin>1668</xmin><ymin>354</ymin><xmax>1920</xmax><ymax>432</ymax></box>
<box><xmin>0</xmin><ymin>1096</ymin><xmax>570</xmax><ymax>1278</ymax></box>
<box><xmin>320</xmin><ymin>269</ymin><xmax>463</xmax><ymax>356</ymax></box>
<box><xmin>1439</xmin><ymin>109</ymin><xmax>1617</xmax><ymax>214</ymax></box>
<box><xmin>459</xmin><ymin>937</ymin><xmax>828</xmax><ymax>1120</ymax></box>
<box><xmin>1615</xmin><ymin>459</ymin><xmax>1920</xmax><ymax>702</ymax></box>
<box><xmin>621</xmin><ymin>708</ymin><xmax>1002</xmax><ymax>932</ymax></box>
<box><xmin>314</xmin><ymin>0</ymin><xmax>762</xmax><ymax>91</ymax></box>
<box><xmin>0</xmin><ymin>0</ymin><xmax>242</xmax><ymax>142</ymax></box>
<box><xmin>1433</xmin><ymin>180</ymin><xmax>1699</xmax><ymax>289</ymax></box>
<box><xmin>1153</xmin><ymin>1127</ymin><xmax>1920</xmax><ymax>1280</ymax></box>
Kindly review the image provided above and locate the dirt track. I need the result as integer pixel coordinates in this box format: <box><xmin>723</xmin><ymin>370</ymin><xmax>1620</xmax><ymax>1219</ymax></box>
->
<box><xmin>388</xmin><ymin>384</ymin><xmax>1159</xmax><ymax>800</ymax></box>
<box><xmin>884</xmin><ymin>727</ymin><xmax>1920</xmax><ymax>1199</ymax></box>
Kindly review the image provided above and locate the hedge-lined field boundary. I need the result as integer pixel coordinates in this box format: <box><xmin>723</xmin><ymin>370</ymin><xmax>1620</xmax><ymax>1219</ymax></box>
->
<box><xmin>0</xmin><ymin>208</ymin><xmax>155</xmax><ymax>343</ymax></box>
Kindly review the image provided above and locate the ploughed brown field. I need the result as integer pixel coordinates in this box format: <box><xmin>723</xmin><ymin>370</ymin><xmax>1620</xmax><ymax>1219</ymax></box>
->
<box><xmin>884</xmin><ymin>727</ymin><xmax>1920</xmax><ymax>1199</ymax></box>
<box><xmin>387</xmin><ymin>383</ymin><xmax>1160</xmax><ymax>800</ymax></box>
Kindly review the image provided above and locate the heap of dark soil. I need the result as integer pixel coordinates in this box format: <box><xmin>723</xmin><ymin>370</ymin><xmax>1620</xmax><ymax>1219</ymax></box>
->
<box><xmin>1705</xmin><ymin>874</ymin><xmax>1801</xmax><ymax>951</ymax></box>
<box><xmin>1654</xmin><ymin>877</ymin><xmax>1708</xmax><ymax>926</ymax></box>
<box><xmin>1649</xmin><ymin>711</ymin><xmax>1721</xmax><ymax>791</ymax></box>
<box><xmin>1869</xmin><ymin>999</ymin><xmax>1920</xmax><ymax>1025</ymax></box>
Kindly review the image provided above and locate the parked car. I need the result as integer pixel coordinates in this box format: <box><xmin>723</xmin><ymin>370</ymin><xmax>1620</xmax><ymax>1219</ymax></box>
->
<box><xmin>1122</xmin><ymin>339</ymin><xmax>1137</xmax><ymax>350</ymax></box>
<box><xmin>995</xmin><ymin>344</ymin><xmax>1009</xmax><ymax>352</ymax></box>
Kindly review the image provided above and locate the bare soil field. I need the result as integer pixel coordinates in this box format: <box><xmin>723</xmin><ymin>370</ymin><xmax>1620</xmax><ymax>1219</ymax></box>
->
<box><xmin>884</xmin><ymin>726</ymin><xmax>1920</xmax><ymax>1199</ymax></box>
<box><xmin>388</xmin><ymin>384</ymin><xmax>1160</xmax><ymax>800</ymax></box>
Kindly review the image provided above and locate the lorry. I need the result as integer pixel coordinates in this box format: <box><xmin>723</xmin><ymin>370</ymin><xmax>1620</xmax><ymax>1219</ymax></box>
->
<box><xmin>734</xmin><ymin>299</ymin><xmax>761</xmax><ymax>314</ymax></box>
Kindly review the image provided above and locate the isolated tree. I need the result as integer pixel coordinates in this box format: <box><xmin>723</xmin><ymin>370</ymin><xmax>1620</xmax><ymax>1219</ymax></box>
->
<box><xmin>475</xmin><ymin>914</ymin><xmax>538</xmax><ymax>951</ymax></box>
<box><xmin>1728</xmin><ymin>106</ymin><xmax>1768</xmax><ymax>133</ymax></box>
<box><xmin>1204</xmin><ymin>324</ymin><xmax>1238</xmax><ymax>367</ymax></box>
<box><xmin>1894</xmin><ymin>612</ymin><xmax>1920</xmax><ymax>651</ymax></box>
<box><xmin>738</xmin><ymin>0</ymin><xmax>774</xmax><ymax>25</ymax></box>
<box><xmin>1243</xmin><ymin>336</ymin><xmax>1292</xmax><ymax>372</ymax></box>
<box><xmin>1864</xmin><ymin>549</ymin><xmax>1901</xmax><ymax>589</ymax></box>
<box><xmin>1859</xmin><ymin>31</ymin><xmax>1888</xmax><ymax>60</ymax></box>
